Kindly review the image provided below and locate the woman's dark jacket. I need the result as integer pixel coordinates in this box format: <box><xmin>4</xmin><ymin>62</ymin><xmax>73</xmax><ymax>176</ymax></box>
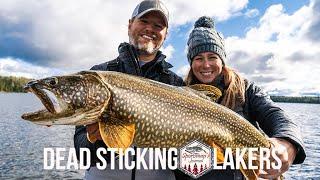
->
<box><xmin>241</xmin><ymin>81</ymin><xmax>305</xmax><ymax>164</ymax></box>
<box><xmin>176</xmin><ymin>76</ymin><xmax>306</xmax><ymax>180</ymax></box>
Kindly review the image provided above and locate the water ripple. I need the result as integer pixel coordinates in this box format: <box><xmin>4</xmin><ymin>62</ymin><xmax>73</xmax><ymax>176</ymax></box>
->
<box><xmin>0</xmin><ymin>94</ymin><xmax>319</xmax><ymax>179</ymax></box>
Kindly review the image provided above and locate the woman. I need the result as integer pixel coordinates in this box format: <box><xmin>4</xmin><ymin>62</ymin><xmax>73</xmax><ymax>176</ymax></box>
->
<box><xmin>182</xmin><ymin>16</ymin><xmax>306</xmax><ymax>179</ymax></box>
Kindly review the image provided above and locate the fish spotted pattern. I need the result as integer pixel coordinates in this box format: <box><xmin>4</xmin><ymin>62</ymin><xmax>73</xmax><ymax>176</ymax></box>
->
<box><xmin>22</xmin><ymin>70</ymin><xmax>271</xmax><ymax>179</ymax></box>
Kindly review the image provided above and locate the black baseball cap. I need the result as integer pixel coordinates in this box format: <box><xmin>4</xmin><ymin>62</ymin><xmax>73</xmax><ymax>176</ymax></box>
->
<box><xmin>131</xmin><ymin>0</ymin><xmax>169</xmax><ymax>27</ymax></box>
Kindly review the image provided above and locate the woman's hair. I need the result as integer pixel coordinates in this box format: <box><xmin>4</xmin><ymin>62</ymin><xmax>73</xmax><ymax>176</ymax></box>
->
<box><xmin>186</xmin><ymin>16</ymin><xmax>246</xmax><ymax>110</ymax></box>
<box><xmin>185</xmin><ymin>65</ymin><xmax>246</xmax><ymax>110</ymax></box>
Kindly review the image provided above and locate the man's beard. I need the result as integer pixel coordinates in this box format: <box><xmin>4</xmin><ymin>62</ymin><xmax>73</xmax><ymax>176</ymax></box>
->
<box><xmin>129</xmin><ymin>35</ymin><xmax>162</xmax><ymax>56</ymax></box>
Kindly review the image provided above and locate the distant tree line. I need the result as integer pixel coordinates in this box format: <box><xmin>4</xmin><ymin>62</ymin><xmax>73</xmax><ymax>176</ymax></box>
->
<box><xmin>0</xmin><ymin>76</ymin><xmax>31</xmax><ymax>92</ymax></box>
<box><xmin>270</xmin><ymin>96</ymin><xmax>320</xmax><ymax>104</ymax></box>
<box><xmin>1</xmin><ymin>75</ymin><xmax>320</xmax><ymax>104</ymax></box>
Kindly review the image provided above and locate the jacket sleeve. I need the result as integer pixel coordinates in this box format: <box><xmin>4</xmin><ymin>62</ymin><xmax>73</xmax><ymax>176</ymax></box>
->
<box><xmin>166</xmin><ymin>70</ymin><xmax>185</xmax><ymax>86</ymax></box>
<box><xmin>171</xmin><ymin>72</ymin><xmax>185</xmax><ymax>86</ymax></box>
<box><xmin>246</xmin><ymin>82</ymin><xmax>306</xmax><ymax>164</ymax></box>
<box><xmin>74</xmin><ymin>126</ymin><xmax>108</xmax><ymax>166</ymax></box>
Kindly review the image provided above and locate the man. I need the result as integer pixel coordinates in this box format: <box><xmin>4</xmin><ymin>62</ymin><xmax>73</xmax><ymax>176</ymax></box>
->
<box><xmin>74</xmin><ymin>0</ymin><xmax>183</xmax><ymax>179</ymax></box>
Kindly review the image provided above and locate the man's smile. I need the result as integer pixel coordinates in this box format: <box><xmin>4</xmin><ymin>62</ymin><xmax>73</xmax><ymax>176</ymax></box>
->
<box><xmin>140</xmin><ymin>33</ymin><xmax>156</xmax><ymax>41</ymax></box>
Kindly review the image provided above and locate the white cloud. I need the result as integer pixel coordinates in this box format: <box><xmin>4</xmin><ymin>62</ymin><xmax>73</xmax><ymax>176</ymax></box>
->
<box><xmin>225</xmin><ymin>1</ymin><xmax>320</xmax><ymax>95</ymax></box>
<box><xmin>0</xmin><ymin>57</ymin><xmax>65</xmax><ymax>79</ymax></box>
<box><xmin>1</xmin><ymin>0</ymin><xmax>318</xmax><ymax>96</ymax></box>
<box><xmin>165</xmin><ymin>0</ymin><xmax>248</xmax><ymax>25</ymax></box>
<box><xmin>244</xmin><ymin>8</ymin><xmax>259</xmax><ymax>18</ymax></box>
<box><xmin>0</xmin><ymin>0</ymin><xmax>138</xmax><ymax>69</ymax></box>
<box><xmin>0</xmin><ymin>0</ymin><xmax>248</xmax><ymax>70</ymax></box>
<box><xmin>176</xmin><ymin>64</ymin><xmax>190</xmax><ymax>79</ymax></box>
<box><xmin>160</xmin><ymin>44</ymin><xmax>175</xmax><ymax>61</ymax></box>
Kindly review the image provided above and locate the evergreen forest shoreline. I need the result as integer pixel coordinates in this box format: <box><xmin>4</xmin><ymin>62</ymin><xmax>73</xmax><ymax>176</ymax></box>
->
<box><xmin>1</xmin><ymin>76</ymin><xmax>319</xmax><ymax>104</ymax></box>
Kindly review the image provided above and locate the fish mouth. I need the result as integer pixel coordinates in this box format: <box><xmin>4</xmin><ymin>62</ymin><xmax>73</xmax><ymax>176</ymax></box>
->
<box><xmin>21</xmin><ymin>84</ymin><xmax>73</xmax><ymax>124</ymax></box>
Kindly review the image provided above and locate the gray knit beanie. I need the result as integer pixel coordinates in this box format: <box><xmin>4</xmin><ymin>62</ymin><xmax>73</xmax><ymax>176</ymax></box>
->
<box><xmin>187</xmin><ymin>16</ymin><xmax>226</xmax><ymax>65</ymax></box>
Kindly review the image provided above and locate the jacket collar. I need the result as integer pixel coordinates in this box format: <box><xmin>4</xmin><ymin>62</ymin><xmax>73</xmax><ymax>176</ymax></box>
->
<box><xmin>117</xmin><ymin>42</ymin><xmax>173</xmax><ymax>75</ymax></box>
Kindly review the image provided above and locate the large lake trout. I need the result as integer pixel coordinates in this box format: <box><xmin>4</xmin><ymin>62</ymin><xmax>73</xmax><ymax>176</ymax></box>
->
<box><xmin>21</xmin><ymin>71</ymin><xmax>271</xmax><ymax>179</ymax></box>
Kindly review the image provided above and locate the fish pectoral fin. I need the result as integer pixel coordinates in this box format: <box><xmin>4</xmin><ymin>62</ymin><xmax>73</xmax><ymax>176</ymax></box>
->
<box><xmin>207</xmin><ymin>140</ymin><xmax>224</xmax><ymax>164</ymax></box>
<box><xmin>188</xmin><ymin>84</ymin><xmax>222</xmax><ymax>102</ymax></box>
<box><xmin>99</xmin><ymin>118</ymin><xmax>135</xmax><ymax>151</ymax></box>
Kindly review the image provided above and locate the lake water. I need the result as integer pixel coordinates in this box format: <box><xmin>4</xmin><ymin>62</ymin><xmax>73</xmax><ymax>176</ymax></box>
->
<box><xmin>0</xmin><ymin>93</ymin><xmax>319</xmax><ymax>179</ymax></box>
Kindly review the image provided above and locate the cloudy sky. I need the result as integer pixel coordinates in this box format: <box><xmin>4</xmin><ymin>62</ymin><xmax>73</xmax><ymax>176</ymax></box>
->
<box><xmin>0</xmin><ymin>0</ymin><xmax>319</xmax><ymax>96</ymax></box>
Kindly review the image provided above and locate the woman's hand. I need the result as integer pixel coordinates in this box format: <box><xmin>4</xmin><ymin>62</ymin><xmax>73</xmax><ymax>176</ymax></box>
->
<box><xmin>258</xmin><ymin>137</ymin><xmax>297</xmax><ymax>179</ymax></box>
<box><xmin>86</xmin><ymin>123</ymin><xmax>102</xmax><ymax>143</ymax></box>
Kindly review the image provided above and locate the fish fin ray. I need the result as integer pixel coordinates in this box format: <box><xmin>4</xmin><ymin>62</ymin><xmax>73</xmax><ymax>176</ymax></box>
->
<box><xmin>188</xmin><ymin>84</ymin><xmax>222</xmax><ymax>102</ymax></box>
<box><xmin>99</xmin><ymin>117</ymin><xmax>135</xmax><ymax>150</ymax></box>
<box><xmin>206</xmin><ymin>140</ymin><xmax>224</xmax><ymax>164</ymax></box>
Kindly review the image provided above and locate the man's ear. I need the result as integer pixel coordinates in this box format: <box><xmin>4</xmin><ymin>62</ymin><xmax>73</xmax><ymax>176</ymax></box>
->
<box><xmin>128</xmin><ymin>19</ymin><xmax>133</xmax><ymax>36</ymax></box>
<box><xmin>128</xmin><ymin>19</ymin><xmax>133</xmax><ymax>29</ymax></box>
<box><xmin>164</xmin><ymin>28</ymin><xmax>168</xmax><ymax>40</ymax></box>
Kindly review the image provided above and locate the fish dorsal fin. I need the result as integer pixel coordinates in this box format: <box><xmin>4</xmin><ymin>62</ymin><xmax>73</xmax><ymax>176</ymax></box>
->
<box><xmin>188</xmin><ymin>84</ymin><xmax>222</xmax><ymax>102</ymax></box>
<box><xmin>99</xmin><ymin>116</ymin><xmax>135</xmax><ymax>152</ymax></box>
